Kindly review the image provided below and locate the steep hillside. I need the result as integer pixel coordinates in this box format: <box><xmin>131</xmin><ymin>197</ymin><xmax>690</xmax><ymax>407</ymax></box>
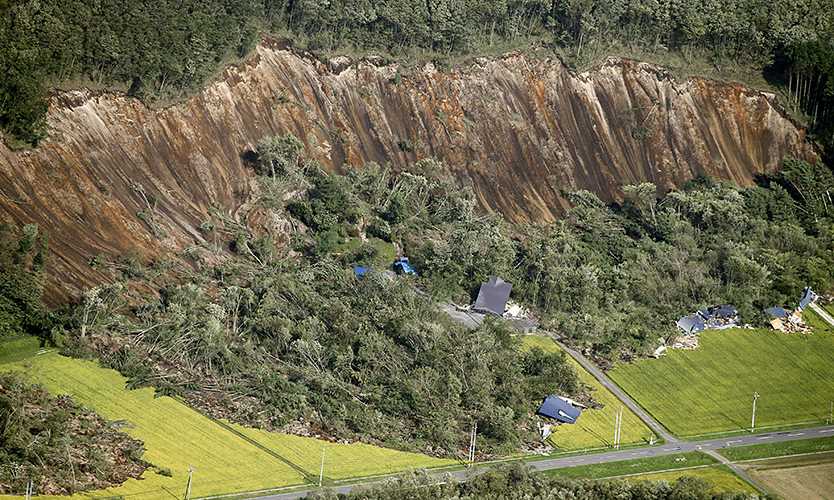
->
<box><xmin>0</xmin><ymin>40</ymin><xmax>816</xmax><ymax>300</ymax></box>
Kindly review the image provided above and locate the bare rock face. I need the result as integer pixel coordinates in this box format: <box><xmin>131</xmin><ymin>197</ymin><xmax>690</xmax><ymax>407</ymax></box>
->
<box><xmin>0</xmin><ymin>40</ymin><xmax>816</xmax><ymax>300</ymax></box>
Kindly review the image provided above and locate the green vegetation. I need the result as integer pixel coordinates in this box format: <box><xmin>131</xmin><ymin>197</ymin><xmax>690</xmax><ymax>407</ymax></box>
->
<box><xmin>545</xmin><ymin>452</ymin><xmax>717</xmax><ymax>480</ymax></box>
<box><xmin>626</xmin><ymin>466</ymin><xmax>757</xmax><ymax>496</ymax></box>
<box><xmin>42</xmin><ymin>144</ymin><xmax>834</xmax><ymax>458</ymax></box>
<box><xmin>609</xmin><ymin>328</ymin><xmax>834</xmax><ymax>437</ymax></box>
<box><xmin>1</xmin><ymin>351</ymin><xmax>452</xmax><ymax>498</ymax></box>
<box><xmin>720</xmin><ymin>436</ymin><xmax>834</xmax><ymax>462</ymax></box>
<box><xmin>2</xmin><ymin>1</ymin><xmax>833</xmax><ymax>150</ymax></box>
<box><xmin>232</xmin><ymin>424</ymin><xmax>453</xmax><ymax>480</ymax></box>
<box><xmin>0</xmin><ymin>224</ymin><xmax>50</xmax><ymax>342</ymax></box>
<box><xmin>521</xmin><ymin>336</ymin><xmax>655</xmax><ymax>450</ymax></box>
<box><xmin>0</xmin><ymin>336</ymin><xmax>40</xmax><ymax>364</ymax></box>
<box><xmin>0</xmin><ymin>371</ymin><xmax>146</xmax><ymax>496</ymax></box>
<box><xmin>312</xmin><ymin>463</ymin><xmax>757</xmax><ymax>499</ymax></box>
<box><xmin>62</xmin><ymin>156</ymin><xmax>582</xmax><ymax>458</ymax></box>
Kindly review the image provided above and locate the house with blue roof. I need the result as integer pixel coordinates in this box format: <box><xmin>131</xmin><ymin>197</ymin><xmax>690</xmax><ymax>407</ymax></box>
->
<box><xmin>536</xmin><ymin>395</ymin><xmax>582</xmax><ymax>424</ymax></box>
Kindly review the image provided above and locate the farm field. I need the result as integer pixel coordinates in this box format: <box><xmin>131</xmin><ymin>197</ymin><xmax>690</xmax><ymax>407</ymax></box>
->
<box><xmin>0</xmin><ymin>350</ymin><xmax>452</xmax><ymax>499</ymax></box>
<box><xmin>742</xmin><ymin>451</ymin><xmax>834</xmax><ymax>500</ymax></box>
<box><xmin>626</xmin><ymin>465</ymin><xmax>757</xmax><ymax>495</ymax></box>
<box><xmin>233</xmin><ymin>425</ymin><xmax>454</xmax><ymax>479</ymax></box>
<box><xmin>608</xmin><ymin>319</ymin><xmax>834</xmax><ymax>437</ymax></box>
<box><xmin>522</xmin><ymin>336</ymin><xmax>655</xmax><ymax>451</ymax></box>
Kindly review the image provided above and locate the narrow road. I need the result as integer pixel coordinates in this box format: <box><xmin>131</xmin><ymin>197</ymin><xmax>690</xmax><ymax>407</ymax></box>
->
<box><xmin>810</xmin><ymin>302</ymin><xmax>834</xmax><ymax>327</ymax></box>
<box><xmin>250</xmin><ymin>425</ymin><xmax>834</xmax><ymax>499</ymax></box>
<box><xmin>550</xmin><ymin>338</ymin><xmax>678</xmax><ymax>444</ymax></box>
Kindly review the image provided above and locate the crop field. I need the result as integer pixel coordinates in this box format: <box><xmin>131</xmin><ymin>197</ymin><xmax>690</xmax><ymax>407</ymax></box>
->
<box><xmin>742</xmin><ymin>452</ymin><xmax>834</xmax><ymax>500</ymax></box>
<box><xmin>626</xmin><ymin>465</ymin><xmax>757</xmax><ymax>495</ymax></box>
<box><xmin>234</xmin><ymin>425</ymin><xmax>453</xmax><ymax>480</ymax></box>
<box><xmin>0</xmin><ymin>350</ymin><xmax>452</xmax><ymax>499</ymax></box>
<box><xmin>521</xmin><ymin>336</ymin><xmax>655</xmax><ymax>451</ymax></box>
<box><xmin>608</xmin><ymin>317</ymin><xmax>834</xmax><ymax>437</ymax></box>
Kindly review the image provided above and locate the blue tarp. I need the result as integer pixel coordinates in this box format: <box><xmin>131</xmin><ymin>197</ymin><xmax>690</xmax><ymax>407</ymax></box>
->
<box><xmin>536</xmin><ymin>395</ymin><xmax>581</xmax><ymax>424</ymax></box>
<box><xmin>354</xmin><ymin>266</ymin><xmax>369</xmax><ymax>278</ymax></box>
<box><xmin>393</xmin><ymin>257</ymin><xmax>417</xmax><ymax>276</ymax></box>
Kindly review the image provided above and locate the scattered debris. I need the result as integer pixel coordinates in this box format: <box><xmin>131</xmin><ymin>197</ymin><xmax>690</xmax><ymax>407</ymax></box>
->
<box><xmin>676</xmin><ymin>304</ymin><xmax>739</xmax><ymax>336</ymax></box>
<box><xmin>765</xmin><ymin>286</ymin><xmax>816</xmax><ymax>333</ymax></box>
<box><xmin>652</xmin><ymin>345</ymin><xmax>667</xmax><ymax>358</ymax></box>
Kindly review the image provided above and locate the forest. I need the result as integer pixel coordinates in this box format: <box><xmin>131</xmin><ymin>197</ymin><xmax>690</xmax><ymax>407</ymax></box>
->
<box><xmin>1</xmin><ymin>0</ymin><xmax>832</xmax><ymax>148</ymax></box>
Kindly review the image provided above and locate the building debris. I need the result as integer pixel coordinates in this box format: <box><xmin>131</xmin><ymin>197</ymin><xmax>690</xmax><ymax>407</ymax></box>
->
<box><xmin>765</xmin><ymin>286</ymin><xmax>817</xmax><ymax>333</ymax></box>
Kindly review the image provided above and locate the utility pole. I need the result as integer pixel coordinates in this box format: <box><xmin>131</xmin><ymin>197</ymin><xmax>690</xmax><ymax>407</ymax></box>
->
<box><xmin>319</xmin><ymin>447</ymin><xmax>325</xmax><ymax>488</ymax></box>
<box><xmin>751</xmin><ymin>392</ymin><xmax>760</xmax><ymax>433</ymax></box>
<box><xmin>184</xmin><ymin>465</ymin><xmax>194</xmax><ymax>500</ymax></box>
<box><xmin>468</xmin><ymin>422</ymin><xmax>478</xmax><ymax>465</ymax></box>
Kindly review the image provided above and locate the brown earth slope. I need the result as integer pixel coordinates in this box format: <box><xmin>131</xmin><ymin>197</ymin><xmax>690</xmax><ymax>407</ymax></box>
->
<box><xmin>0</xmin><ymin>40</ymin><xmax>816</xmax><ymax>301</ymax></box>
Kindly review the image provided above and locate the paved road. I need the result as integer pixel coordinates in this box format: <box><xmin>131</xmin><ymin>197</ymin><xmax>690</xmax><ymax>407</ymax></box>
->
<box><xmin>550</xmin><ymin>338</ymin><xmax>678</xmax><ymax>444</ymax></box>
<box><xmin>810</xmin><ymin>302</ymin><xmax>834</xmax><ymax>327</ymax></box>
<box><xmin>251</xmin><ymin>425</ymin><xmax>834</xmax><ymax>499</ymax></box>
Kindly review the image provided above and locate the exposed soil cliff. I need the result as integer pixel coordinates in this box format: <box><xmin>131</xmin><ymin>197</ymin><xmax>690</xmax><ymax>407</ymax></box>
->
<box><xmin>0</xmin><ymin>40</ymin><xmax>816</xmax><ymax>300</ymax></box>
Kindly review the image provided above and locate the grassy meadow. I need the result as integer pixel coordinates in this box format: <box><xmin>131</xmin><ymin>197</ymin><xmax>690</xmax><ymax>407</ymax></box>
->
<box><xmin>521</xmin><ymin>336</ymin><xmax>656</xmax><ymax>451</ymax></box>
<box><xmin>0</xmin><ymin>350</ymin><xmax>453</xmax><ymax>499</ymax></box>
<box><xmin>609</xmin><ymin>316</ymin><xmax>834</xmax><ymax>437</ymax></box>
<box><xmin>545</xmin><ymin>452</ymin><xmax>717</xmax><ymax>480</ymax></box>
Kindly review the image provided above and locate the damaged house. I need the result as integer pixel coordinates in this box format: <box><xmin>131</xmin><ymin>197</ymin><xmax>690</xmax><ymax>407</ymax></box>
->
<box><xmin>765</xmin><ymin>287</ymin><xmax>817</xmax><ymax>333</ymax></box>
<box><xmin>676</xmin><ymin>305</ymin><xmax>739</xmax><ymax>336</ymax></box>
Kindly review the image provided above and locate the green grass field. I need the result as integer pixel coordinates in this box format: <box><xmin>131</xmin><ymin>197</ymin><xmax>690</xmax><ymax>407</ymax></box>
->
<box><xmin>521</xmin><ymin>336</ymin><xmax>656</xmax><ymax>451</ymax></box>
<box><xmin>720</xmin><ymin>436</ymin><xmax>834</xmax><ymax>461</ymax></box>
<box><xmin>545</xmin><ymin>452</ymin><xmax>716</xmax><ymax>480</ymax></box>
<box><xmin>626</xmin><ymin>465</ymin><xmax>757</xmax><ymax>495</ymax></box>
<box><xmin>608</xmin><ymin>321</ymin><xmax>834</xmax><ymax>437</ymax></box>
<box><xmin>0</xmin><ymin>350</ymin><xmax>453</xmax><ymax>499</ymax></box>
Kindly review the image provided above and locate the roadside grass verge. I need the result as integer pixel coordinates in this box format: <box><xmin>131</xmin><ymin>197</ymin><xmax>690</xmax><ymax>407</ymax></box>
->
<box><xmin>608</xmin><ymin>326</ymin><xmax>834</xmax><ymax>437</ymax></box>
<box><xmin>719</xmin><ymin>436</ymin><xmax>834</xmax><ymax>461</ymax></box>
<box><xmin>626</xmin><ymin>465</ymin><xmax>757</xmax><ymax>495</ymax></box>
<box><xmin>521</xmin><ymin>336</ymin><xmax>656</xmax><ymax>451</ymax></box>
<box><xmin>543</xmin><ymin>452</ymin><xmax>716</xmax><ymax>480</ymax></box>
<box><xmin>0</xmin><ymin>350</ymin><xmax>452</xmax><ymax>499</ymax></box>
